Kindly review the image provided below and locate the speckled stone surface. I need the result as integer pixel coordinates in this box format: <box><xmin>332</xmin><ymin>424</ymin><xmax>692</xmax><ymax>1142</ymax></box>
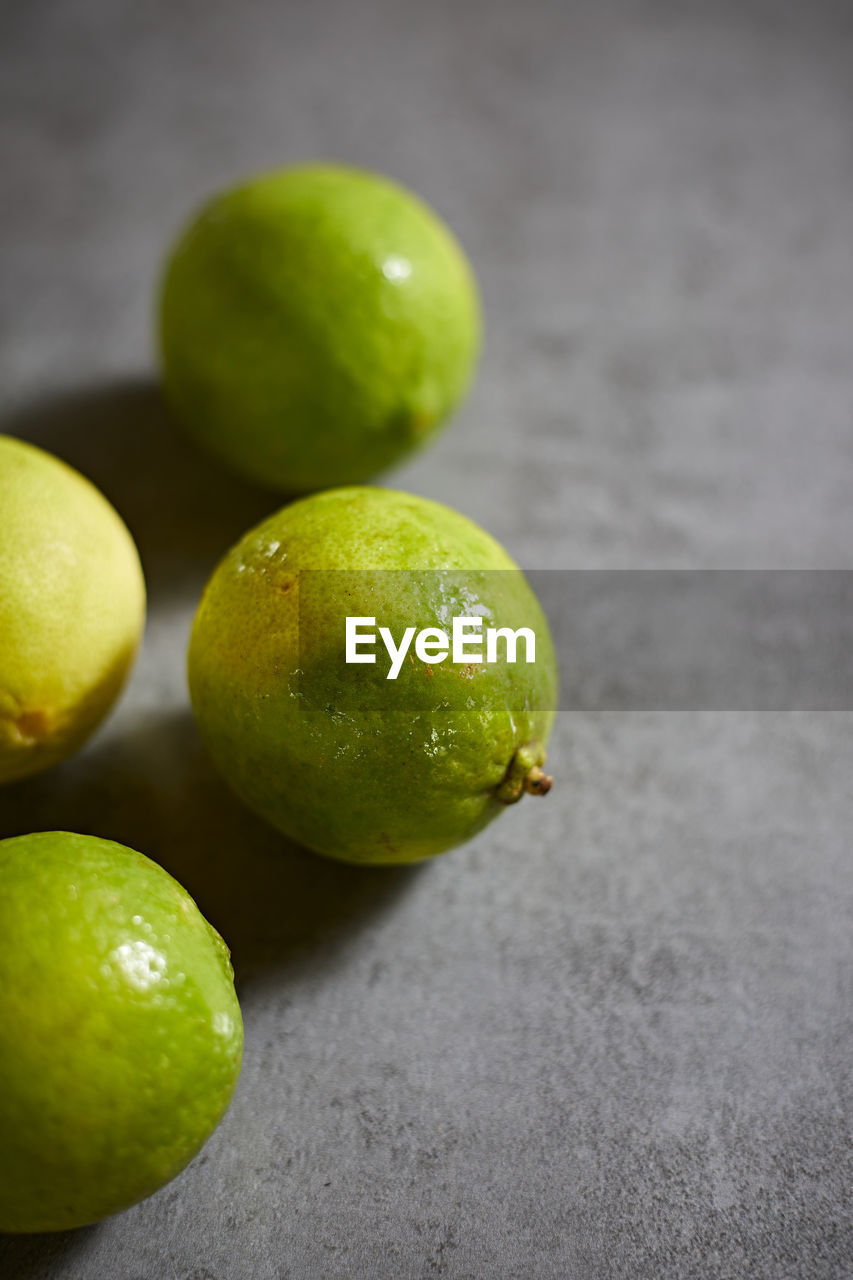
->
<box><xmin>1</xmin><ymin>2</ymin><xmax>852</xmax><ymax>1276</ymax></box>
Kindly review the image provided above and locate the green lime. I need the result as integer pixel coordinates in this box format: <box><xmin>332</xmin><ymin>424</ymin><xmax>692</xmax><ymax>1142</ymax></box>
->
<box><xmin>158</xmin><ymin>164</ymin><xmax>481</xmax><ymax>492</ymax></box>
<box><xmin>0</xmin><ymin>831</ymin><xmax>243</xmax><ymax>1233</ymax></box>
<box><xmin>0</xmin><ymin>437</ymin><xmax>146</xmax><ymax>784</ymax></box>
<box><xmin>188</xmin><ymin>487</ymin><xmax>557</xmax><ymax>864</ymax></box>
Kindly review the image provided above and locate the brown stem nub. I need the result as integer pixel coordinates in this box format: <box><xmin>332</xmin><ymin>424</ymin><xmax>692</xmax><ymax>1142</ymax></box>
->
<box><xmin>495</xmin><ymin>742</ymin><xmax>553</xmax><ymax>804</ymax></box>
<box><xmin>522</xmin><ymin>765</ymin><xmax>552</xmax><ymax>796</ymax></box>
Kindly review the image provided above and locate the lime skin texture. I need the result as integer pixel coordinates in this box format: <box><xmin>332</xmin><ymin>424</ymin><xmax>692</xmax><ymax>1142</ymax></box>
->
<box><xmin>0</xmin><ymin>436</ymin><xmax>146</xmax><ymax>784</ymax></box>
<box><xmin>0</xmin><ymin>831</ymin><xmax>243</xmax><ymax>1233</ymax></box>
<box><xmin>188</xmin><ymin>487</ymin><xmax>557</xmax><ymax>865</ymax></box>
<box><xmin>158</xmin><ymin>164</ymin><xmax>481</xmax><ymax>493</ymax></box>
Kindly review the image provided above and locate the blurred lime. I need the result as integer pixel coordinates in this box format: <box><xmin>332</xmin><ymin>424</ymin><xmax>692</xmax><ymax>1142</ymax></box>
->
<box><xmin>0</xmin><ymin>436</ymin><xmax>145</xmax><ymax>784</ymax></box>
<box><xmin>158</xmin><ymin>164</ymin><xmax>481</xmax><ymax>492</ymax></box>
<box><xmin>0</xmin><ymin>831</ymin><xmax>243</xmax><ymax>1232</ymax></box>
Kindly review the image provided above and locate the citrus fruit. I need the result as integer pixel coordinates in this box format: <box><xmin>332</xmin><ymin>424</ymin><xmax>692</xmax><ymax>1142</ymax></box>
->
<box><xmin>158</xmin><ymin>164</ymin><xmax>481</xmax><ymax>492</ymax></box>
<box><xmin>0</xmin><ymin>831</ymin><xmax>243</xmax><ymax>1233</ymax></box>
<box><xmin>187</xmin><ymin>487</ymin><xmax>557</xmax><ymax>864</ymax></box>
<box><xmin>0</xmin><ymin>436</ymin><xmax>146</xmax><ymax>784</ymax></box>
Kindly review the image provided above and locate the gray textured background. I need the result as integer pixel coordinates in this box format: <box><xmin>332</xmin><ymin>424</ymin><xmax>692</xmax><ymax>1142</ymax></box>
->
<box><xmin>1</xmin><ymin>1</ymin><xmax>852</xmax><ymax>1277</ymax></box>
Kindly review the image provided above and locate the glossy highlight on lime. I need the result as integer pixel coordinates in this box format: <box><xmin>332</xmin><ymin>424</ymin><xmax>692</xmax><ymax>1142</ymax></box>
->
<box><xmin>0</xmin><ymin>832</ymin><xmax>243</xmax><ymax>1233</ymax></box>
<box><xmin>158</xmin><ymin>163</ymin><xmax>481</xmax><ymax>492</ymax></box>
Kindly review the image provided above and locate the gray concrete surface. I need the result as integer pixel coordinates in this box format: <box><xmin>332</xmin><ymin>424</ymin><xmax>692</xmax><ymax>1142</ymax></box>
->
<box><xmin>1</xmin><ymin>1</ymin><xmax>852</xmax><ymax>1276</ymax></box>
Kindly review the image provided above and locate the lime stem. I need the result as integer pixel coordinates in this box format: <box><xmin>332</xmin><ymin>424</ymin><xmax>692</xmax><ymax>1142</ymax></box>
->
<box><xmin>495</xmin><ymin>743</ymin><xmax>553</xmax><ymax>804</ymax></box>
<box><xmin>522</xmin><ymin>765</ymin><xmax>552</xmax><ymax>796</ymax></box>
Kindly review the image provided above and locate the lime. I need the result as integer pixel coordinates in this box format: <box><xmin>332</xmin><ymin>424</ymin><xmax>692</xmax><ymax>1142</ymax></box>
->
<box><xmin>0</xmin><ymin>436</ymin><xmax>146</xmax><ymax>784</ymax></box>
<box><xmin>0</xmin><ymin>831</ymin><xmax>243</xmax><ymax>1233</ymax></box>
<box><xmin>188</xmin><ymin>487</ymin><xmax>557</xmax><ymax>864</ymax></box>
<box><xmin>158</xmin><ymin>164</ymin><xmax>481</xmax><ymax>492</ymax></box>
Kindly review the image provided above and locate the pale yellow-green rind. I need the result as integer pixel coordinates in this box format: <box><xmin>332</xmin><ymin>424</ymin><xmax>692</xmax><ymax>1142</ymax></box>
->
<box><xmin>188</xmin><ymin>488</ymin><xmax>557</xmax><ymax>865</ymax></box>
<box><xmin>0</xmin><ymin>832</ymin><xmax>243</xmax><ymax>1233</ymax></box>
<box><xmin>159</xmin><ymin>164</ymin><xmax>481</xmax><ymax>492</ymax></box>
<box><xmin>0</xmin><ymin>436</ymin><xmax>146</xmax><ymax>783</ymax></box>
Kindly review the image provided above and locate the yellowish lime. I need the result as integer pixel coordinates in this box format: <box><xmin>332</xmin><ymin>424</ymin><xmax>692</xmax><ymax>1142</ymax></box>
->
<box><xmin>0</xmin><ymin>436</ymin><xmax>145</xmax><ymax>784</ymax></box>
